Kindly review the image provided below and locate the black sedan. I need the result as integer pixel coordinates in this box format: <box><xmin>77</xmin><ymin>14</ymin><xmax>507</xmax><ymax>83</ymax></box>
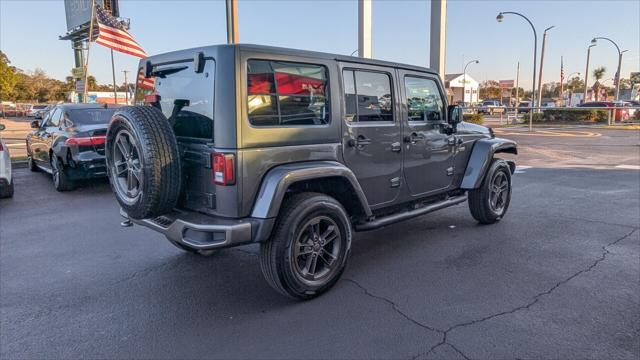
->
<box><xmin>26</xmin><ymin>104</ymin><xmax>122</xmax><ymax>191</ymax></box>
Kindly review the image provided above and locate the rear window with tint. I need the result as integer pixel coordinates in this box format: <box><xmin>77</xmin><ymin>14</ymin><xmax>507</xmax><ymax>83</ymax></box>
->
<box><xmin>68</xmin><ymin>109</ymin><xmax>117</xmax><ymax>125</ymax></box>
<box><xmin>247</xmin><ymin>60</ymin><xmax>329</xmax><ymax>126</ymax></box>
<box><xmin>136</xmin><ymin>59</ymin><xmax>215</xmax><ymax>140</ymax></box>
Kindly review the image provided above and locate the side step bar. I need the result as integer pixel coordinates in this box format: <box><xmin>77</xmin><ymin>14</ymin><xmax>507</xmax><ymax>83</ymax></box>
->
<box><xmin>355</xmin><ymin>194</ymin><xmax>468</xmax><ymax>232</ymax></box>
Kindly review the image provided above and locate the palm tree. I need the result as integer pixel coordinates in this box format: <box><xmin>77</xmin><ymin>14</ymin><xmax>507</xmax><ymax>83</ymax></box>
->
<box><xmin>592</xmin><ymin>67</ymin><xmax>606</xmax><ymax>101</ymax></box>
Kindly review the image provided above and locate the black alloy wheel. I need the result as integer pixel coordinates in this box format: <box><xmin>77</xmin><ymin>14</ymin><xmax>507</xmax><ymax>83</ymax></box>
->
<box><xmin>111</xmin><ymin>129</ymin><xmax>144</xmax><ymax>206</ymax></box>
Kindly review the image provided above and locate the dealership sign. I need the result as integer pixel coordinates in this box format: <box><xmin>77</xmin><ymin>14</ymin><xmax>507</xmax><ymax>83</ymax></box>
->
<box><xmin>64</xmin><ymin>0</ymin><xmax>119</xmax><ymax>32</ymax></box>
<box><xmin>499</xmin><ymin>80</ymin><xmax>515</xmax><ymax>89</ymax></box>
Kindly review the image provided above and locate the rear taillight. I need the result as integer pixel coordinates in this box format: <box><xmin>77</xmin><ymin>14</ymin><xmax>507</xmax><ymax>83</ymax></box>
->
<box><xmin>212</xmin><ymin>152</ymin><xmax>235</xmax><ymax>185</ymax></box>
<box><xmin>65</xmin><ymin>136</ymin><xmax>106</xmax><ymax>146</ymax></box>
<box><xmin>0</xmin><ymin>142</ymin><xmax>4</xmax><ymax>151</ymax></box>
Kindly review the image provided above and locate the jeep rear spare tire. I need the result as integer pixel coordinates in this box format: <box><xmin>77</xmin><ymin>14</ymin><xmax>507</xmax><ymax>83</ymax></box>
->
<box><xmin>106</xmin><ymin>106</ymin><xmax>181</xmax><ymax>220</ymax></box>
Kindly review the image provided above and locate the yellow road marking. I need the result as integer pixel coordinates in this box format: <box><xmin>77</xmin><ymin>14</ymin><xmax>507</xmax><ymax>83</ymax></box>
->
<box><xmin>494</xmin><ymin>129</ymin><xmax>601</xmax><ymax>137</ymax></box>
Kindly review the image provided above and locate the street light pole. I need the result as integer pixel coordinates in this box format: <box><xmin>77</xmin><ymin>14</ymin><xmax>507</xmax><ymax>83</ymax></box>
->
<box><xmin>537</xmin><ymin>26</ymin><xmax>555</xmax><ymax>109</ymax></box>
<box><xmin>463</xmin><ymin>59</ymin><xmax>479</xmax><ymax>105</ymax></box>
<box><xmin>563</xmin><ymin>71</ymin><xmax>580</xmax><ymax>106</ymax></box>
<box><xmin>583</xmin><ymin>44</ymin><xmax>596</xmax><ymax>103</ymax></box>
<box><xmin>497</xmin><ymin>11</ymin><xmax>537</xmax><ymax>131</ymax></box>
<box><xmin>591</xmin><ymin>37</ymin><xmax>625</xmax><ymax>100</ymax></box>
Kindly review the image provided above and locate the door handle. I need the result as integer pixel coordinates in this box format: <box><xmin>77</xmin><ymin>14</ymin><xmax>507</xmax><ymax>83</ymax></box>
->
<box><xmin>391</xmin><ymin>142</ymin><xmax>401</xmax><ymax>152</ymax></box>
<box><xmin>347</xmin><ymin>135</ymin><xmax>372</xmax><ymax>147</ymax></box>
<box><xmin>403</xmin><ymin>132</ymin><xmax>424</xmax><ymax>144</ymax></box>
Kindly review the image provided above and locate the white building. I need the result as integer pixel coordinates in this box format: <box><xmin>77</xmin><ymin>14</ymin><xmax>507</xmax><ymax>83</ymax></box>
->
<box><xmin>445</xmin><ymin>73</ymin><xmax>479</xmax><ymax>104</ymax></box>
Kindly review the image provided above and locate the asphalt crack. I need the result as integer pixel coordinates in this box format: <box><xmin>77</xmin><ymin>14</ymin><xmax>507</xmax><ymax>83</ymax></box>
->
<box><xmin>347</xmin><ymin>227</ymin><xmax>638</xmax><ymax>360</ymax></box>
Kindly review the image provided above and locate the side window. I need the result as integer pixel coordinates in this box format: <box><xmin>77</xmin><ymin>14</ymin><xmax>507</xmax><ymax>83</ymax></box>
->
<box><xmin>343</xmin><ymin>69</ymin><xmax>394</xmax><ymax>122</ymax></box>
<box><xmin>47</xmin><ymin>109</ymin><xmax>62</xmax><ymax>127</ymax></box>
<box><xmin>404</xmin><ymin>76</ymin><xmax>444</xmax><ymax>122</ymax></box>
<box><xmin>247</xmin><ymin>60</ymin><xmax>329</xmax><ymax>126</ymax></box>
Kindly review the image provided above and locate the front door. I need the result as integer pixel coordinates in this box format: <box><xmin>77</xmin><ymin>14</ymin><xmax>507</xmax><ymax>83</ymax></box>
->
<box><xmin>341</xmin><ymin>65</ymin><xmax>402</xmax><ymax>208</ymax></box>
<box><xmin>400</xmin><ymin>71</ymin><xmax>454</xmax><ymax>197</ymax></box>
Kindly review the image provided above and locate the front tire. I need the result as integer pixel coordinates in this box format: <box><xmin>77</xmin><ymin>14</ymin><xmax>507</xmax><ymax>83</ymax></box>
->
<box><xmin>468</xmin><ymin>159</ymin><xmax>512</xmax><ymax>224</ymax></box>
<box><xmin>28</xmin><ymin>155</ymin><xmax>38</xmax><ymax>172</ymax></box>
<box><xmin>259</xmin><ymin>193</ymin><xmax>352</xmax><ymax>300</ymax></box>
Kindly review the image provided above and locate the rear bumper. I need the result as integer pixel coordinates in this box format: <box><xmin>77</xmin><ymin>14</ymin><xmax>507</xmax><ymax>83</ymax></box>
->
<box><xmin>120</xmin><ymin>208</ymin><xmax>275</xmax><ymax>250</ymax></box>
<box><xmin>67</xmin><ymin>158</ymin><xmax>107</xmax><ymax>179</ymax></box>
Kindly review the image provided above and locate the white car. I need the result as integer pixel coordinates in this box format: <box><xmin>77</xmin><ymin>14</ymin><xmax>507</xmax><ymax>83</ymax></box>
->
<box><xmin>0</xmin><ymin>123</ymin><xmax>14</xmax><ymax>198</ymax></box>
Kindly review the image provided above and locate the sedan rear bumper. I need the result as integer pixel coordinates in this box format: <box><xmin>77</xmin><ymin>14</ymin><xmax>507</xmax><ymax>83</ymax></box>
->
<box><xmin>120</xmin><ymin>208</ymin><xmax>275</xmax><ymax>250</ymax></box>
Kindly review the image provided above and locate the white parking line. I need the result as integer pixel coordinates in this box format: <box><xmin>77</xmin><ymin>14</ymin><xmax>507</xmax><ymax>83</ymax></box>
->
<box><xmin>615</xmin><ymin>165</ymin><xmax>640</xmax><ymax>170</ymax></box>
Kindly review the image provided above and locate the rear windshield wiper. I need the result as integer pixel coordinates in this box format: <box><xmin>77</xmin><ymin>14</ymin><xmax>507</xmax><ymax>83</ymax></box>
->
<box><xmin>151</xmin><ymin>66</ymin><xmax>188</xmax><ymax>78</ymax></box>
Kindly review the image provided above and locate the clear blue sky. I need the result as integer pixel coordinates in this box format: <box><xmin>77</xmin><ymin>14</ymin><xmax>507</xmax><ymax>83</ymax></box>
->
<box><xmin>1</xmin><ymin>0</ymin><xmax>638</xmax><ymax>90</ymax></box>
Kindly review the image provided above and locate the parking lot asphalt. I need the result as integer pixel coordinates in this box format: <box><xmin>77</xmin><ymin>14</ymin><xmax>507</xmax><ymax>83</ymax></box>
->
<box><xmin>1</xmin><ymin>128</ymin><xmax>639</xmax><ymax>359</ymax></box>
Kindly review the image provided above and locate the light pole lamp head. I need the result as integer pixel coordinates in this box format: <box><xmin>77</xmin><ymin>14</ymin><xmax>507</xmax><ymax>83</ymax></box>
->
<box><xmin>496</xmin><ymin>13</ymin><xmax>504</xmax><ymax>22</ymax></box>
<box><xmin>475</xmin><ymin>60</ymin><xmax>480</xmax><ymax>64</ymax></box>
<box><xmin>591</xmin><ymin>38</ymin><xmax>597</xmax><ymax>45</ymax></box>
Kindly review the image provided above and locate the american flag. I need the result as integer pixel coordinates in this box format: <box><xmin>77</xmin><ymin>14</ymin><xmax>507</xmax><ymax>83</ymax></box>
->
<box><xmin>95</xmin><ymin>5</ymin><xmax>147</xmax><ymax>58</ymax></box>
<box><xmin>560</xmin><ymin>56</ymin><xmax>564</xmax><ymax>84</ymax></box>
<box><xmin>137</xmin><ymin>71</ymin><xmax>155</xmax><ymax>91</ymax></box>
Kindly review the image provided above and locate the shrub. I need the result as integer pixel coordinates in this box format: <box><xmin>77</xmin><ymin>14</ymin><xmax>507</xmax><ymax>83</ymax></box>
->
<box><xmin>531</xmin><ymin>112</ymin><xmax>544</xmax><ymax>122</ymax></box>
<box><xmin>541</xmin><ymin>109</ymin><xmax>609</xmax><ymax>123</ymax></box>
<box><xmin>463</xmin><ymin>113</ymin><xmax>483</xmax><ymax>125</ymax></box>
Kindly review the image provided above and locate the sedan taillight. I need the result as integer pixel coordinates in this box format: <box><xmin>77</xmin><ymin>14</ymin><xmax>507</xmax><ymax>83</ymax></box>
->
<box><xmin>212</xmin><ymin>152</ymin><xmax>235</xmax><ymax>185</ymax></box>
<box><xmin>65</xmin><ymin>136</ymin><xmax>106</xmax><ymax>146</ymax></box>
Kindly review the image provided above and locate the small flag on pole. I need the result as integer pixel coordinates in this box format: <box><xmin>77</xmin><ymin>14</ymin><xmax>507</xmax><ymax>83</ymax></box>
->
<box><xmin>95</xmin><ymin>5</ymin><xmax>147</xmax><ymax>58</ymax></box>
<box><xmin>137</xmin><ymin>71</ymin><xmax>155</xmax><ymax>91</ymax></box>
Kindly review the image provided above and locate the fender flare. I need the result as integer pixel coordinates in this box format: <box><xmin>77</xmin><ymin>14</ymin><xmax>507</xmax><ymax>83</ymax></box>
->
<box><xmin>460</xmin><ymin>137</ymin><xmax>517</xmax><ymax>189</ymax></box>
<box><xmin>251</xmin><ymin>161</ymin><xmax>372</xmax><ymax>219</ymax></box>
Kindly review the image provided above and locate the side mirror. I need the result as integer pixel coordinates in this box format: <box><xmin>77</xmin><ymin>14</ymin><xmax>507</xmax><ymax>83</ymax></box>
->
<box><xmin>30</xmin><ymin>120</ymin><xmax>40</xmax><ymax>129</ymax></box>
<box><xmin>447</xmin><ymin>105</ymin><xmax>463</xmax><ymax>125</ymax></box>
<box><xmin>0</xmin><ymin>124</ymin><xmax>5</xmax><ymax>131</ymax></box>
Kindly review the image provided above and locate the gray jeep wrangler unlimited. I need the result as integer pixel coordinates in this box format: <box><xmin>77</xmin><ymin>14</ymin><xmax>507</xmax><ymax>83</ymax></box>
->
<box><xmin>106</xmin><ymin>44</ymin><xmax>517</xmax><ymax>299</ymax></box>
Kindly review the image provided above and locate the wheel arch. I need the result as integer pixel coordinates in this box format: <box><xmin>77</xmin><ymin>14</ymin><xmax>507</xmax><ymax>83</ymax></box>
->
<box><xmin>250</xmin><ymin>161</ymin><xmax>372</xmax><ymax>221</ymax></box>
<box><xmin>460</xmin><ymin>138</ymin><xmax>517</xmax><ymax>189</ymax></box>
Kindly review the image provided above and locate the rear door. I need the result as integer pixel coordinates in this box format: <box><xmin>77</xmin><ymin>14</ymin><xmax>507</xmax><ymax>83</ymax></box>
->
<box><xmin>399</xmin><ymin>70</ymin><xmax>454</xmax><ymax>197</ymax></box>
<box><xmin>340</xmin><ymin>64</ymin><xmax>402</xmax><ymax>208</ymax></box>
<box><xmin>136</xmin><ymin>58</ymin><xmax>217</xmax><ymax>213</ymax></box>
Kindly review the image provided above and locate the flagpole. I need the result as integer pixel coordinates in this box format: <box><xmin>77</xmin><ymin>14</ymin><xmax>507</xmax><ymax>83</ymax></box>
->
<box><xmin>83</xmin><ymin>0</ymin><xmax>97</xmax><ymax>103</ymax></box>
<box><xmin>110</xmin><ymin>49</ymin><xmax>118</xmax><ymax>104</ymax></box>
<box><xmin>559</xmin><ymin>56</ymin><xmax>564</xmax><ymax>106</ymax></box>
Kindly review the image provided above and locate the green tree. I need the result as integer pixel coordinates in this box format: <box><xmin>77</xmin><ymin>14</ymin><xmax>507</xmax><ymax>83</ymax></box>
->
<box><xmin>566</xmin><ymin>76</ymin><xmax>585</xmax><ymax>93</ymax></box>
<box><xmin>0</xmin><ymin>51</ymin><xmax>19</xmax><ymax>100</ymax></box>
<box><xmin>479</xmin><ymin>80</ymin><xmax>500</xmax><ymax>100</ymax></box>
<box><xmin>592</xmin><ymin>67</ymin><xmax>606</xmax><ymax>101</ymax></box>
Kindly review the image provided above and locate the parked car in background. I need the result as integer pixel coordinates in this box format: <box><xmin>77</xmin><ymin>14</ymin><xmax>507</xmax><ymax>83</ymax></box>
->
<box><xmin>517</xmin><ymin>101</ymin><xmax>531</xmax><ymax>113</ymax></box>
<box><xmin>0</xmin><ymin>123</ymin><xmax>13</xmax><ymax>198</ymax></box>
<box><xmin>477</xmin><ymin>100</ymin><xmax>506</xmax><ymax>115</ymax></box>
<box><xmin>33</xmin><ymin>105</ymin><xmax>51</xmax><ymax>119</ymax></box>
<box><xmin>25</xmin><ymin>105</ymin><xmax>39</xmax><ymax>118</ymax></box>
<box><xmin>26</xmin><ymin>104</ymin><xmax>122</xmax><ymax>191</ymax></box>
<box><xmin>577</xmin><ymin>101</ymin><xmax>630</xmax><ymax>121</ymax></box>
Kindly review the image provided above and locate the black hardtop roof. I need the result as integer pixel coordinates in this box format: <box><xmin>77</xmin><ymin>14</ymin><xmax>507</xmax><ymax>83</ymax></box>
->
<box><xmin>144</xmin><ymin>43</ymin><xmax>438</xmax><ymax>76</ymax></box>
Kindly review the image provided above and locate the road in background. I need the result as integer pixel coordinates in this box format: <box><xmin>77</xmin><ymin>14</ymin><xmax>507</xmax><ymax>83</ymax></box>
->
<box><xmin>0</xmin><ymin>117</ymin><xmax>31</xmax><ymax>159</ymax></box>
<box><xmin>1</xmin><ymin>126</ymin><xmax>639</xmax><ymax>359</ymax></box>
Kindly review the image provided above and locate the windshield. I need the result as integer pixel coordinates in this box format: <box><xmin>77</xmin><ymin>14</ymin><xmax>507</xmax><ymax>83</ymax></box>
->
<box><xmin>33</xmin><ymin>105</ymin><xmax>47</xmax><ymax>110</ymax></box>
<box><xmin>483</xmin><ymin>101</ymin><xmax>495</xmax><ymax>105</ymax></box>
<box><xmin>68</xmin><ymin>109</ymin><xmax>117</xmax><ymax>125</ymax></box>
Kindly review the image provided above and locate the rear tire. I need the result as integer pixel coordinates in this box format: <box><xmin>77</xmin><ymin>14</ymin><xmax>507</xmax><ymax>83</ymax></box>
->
<box><xmin>51</xmin><ymin>156</ymin><xmax>75</xmax><ymax>192</ymax></box>
<box><xmin>105</xmin><ymin>106</ymin><xmax>181</xmax><ymax>220</ymax></box>
<box><xmin>468</xmin><ymin>159</ymin><xmax>512</xmax><ymax>224</ymax></box>
<box><xmin>259</xmin><ymin>192</ymin><xmax>352</xmax><ymax>300</ymax></box>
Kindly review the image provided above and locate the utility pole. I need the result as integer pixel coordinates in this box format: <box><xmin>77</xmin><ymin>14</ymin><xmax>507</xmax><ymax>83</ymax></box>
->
<box><xmin>358</xmin><ymin>0</ymin><xmax>372</xmax><ymax>58</ymax></box>
<box><xmin>583</xmin><ymin>44</ymin><xmax>596</xmax><ymax>103</ymax></box>
<box><xmin>537</xmin><ymin>26</ymin><xmax>555</xmax><ymax>108</ymax></box>
<box><xmin>515</xmin><ymin>61</ymin><xmax>520</xmax><ymax>106</ymax></box>
<box><xmin>225</xmin><ymin>0</ymin><xmax>239</xmax><ymax>44</ymax></box>
<box><xmin>430</xmin><ymin>0</ymin><xmax>447</xmax><ymax>79</ymax></box>
<box><xmin>122</xmin><ymin>70</ymin><xmax>129</xmax><ymax>104</ymax></box>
